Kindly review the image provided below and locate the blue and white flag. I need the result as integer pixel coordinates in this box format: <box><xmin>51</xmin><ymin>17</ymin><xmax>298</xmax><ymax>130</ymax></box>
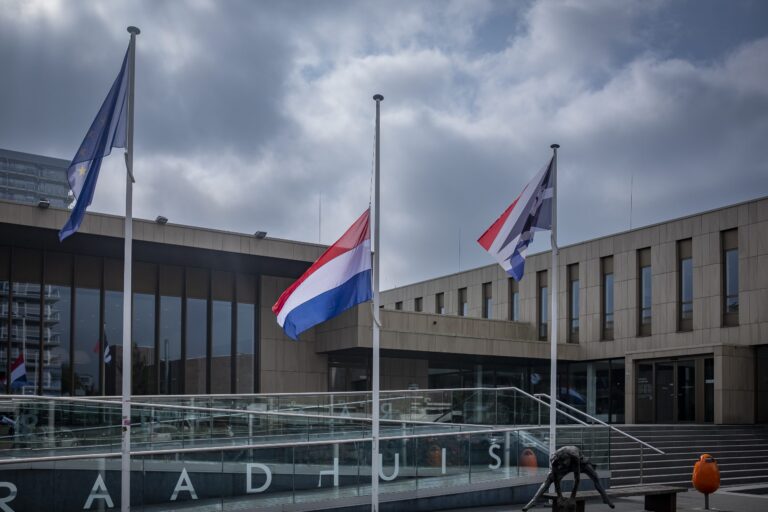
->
<box><xmin>59</xmin><ymin>45</ymin><xmax>130</xmax><ymax>241</ymax></box>
<box><xmin>477</xmin><ymin>157</ymin><xmax>554</xmax><ymax>281</ymax></box>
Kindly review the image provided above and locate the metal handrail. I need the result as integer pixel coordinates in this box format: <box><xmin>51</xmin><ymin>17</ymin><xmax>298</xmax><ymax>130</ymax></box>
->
<box><xmin>509</xmin><ymin>387</ymin><xmax>589</xmax><ymax>426</ymax></box>
<box><xmin>535</xmin><ymin>393</ymin><xmax>664</xmax><ymax>455</ymax></box>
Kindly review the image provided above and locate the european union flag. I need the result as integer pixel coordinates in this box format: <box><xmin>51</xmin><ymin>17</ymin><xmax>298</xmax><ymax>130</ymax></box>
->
<box><xmin>59</xmin><ymin>45</ymin><xmax>130</xmax><ymax>241</ymax></box>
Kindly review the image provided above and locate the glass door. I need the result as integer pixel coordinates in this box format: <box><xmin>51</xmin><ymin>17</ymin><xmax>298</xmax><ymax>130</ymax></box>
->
<box><xmin>677</xmin><ymin>360</ymin><xmax>696</xmax><ymax>422</ymax></box>
<box><xmin>655</xmin><ymin>363</ymin><xmax>675</xmax><ymax>423</ymax></box>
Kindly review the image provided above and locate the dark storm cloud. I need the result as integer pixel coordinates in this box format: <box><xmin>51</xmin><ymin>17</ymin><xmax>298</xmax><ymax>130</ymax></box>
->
<box><xmin>1</xmin><ymin>0</ymin><xmax>767</xmax><ymax>287</ymax></box>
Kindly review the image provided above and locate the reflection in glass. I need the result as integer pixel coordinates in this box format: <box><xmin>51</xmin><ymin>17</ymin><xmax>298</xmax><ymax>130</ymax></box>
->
<box><xmin>538</xmin><ymin>286</ymin><xmax>548</xmax><ymax>340</ymax></box>
<box><xmin>236</xmin><ymin>301</ymin><xmax>255</xmax><ymax>393</ymax></box>
<box><xmin>186</xmin><ymin>268</ymin><xmax>208</xmax><ymax>394</ymax></box>
<box><xmin>159</xmin><ymin>266</ymin><xmax>182</xmax><ymax>394</ymax></box>
<box><xmin>603</xmin><ymin>273</ymin><xmax>614</xmax><ymax>331</ymax></box>
<box><xmin>680</xmin><ymin>258</ymin><xmax>693</xmax><ymax>320</ymax></box>
<box><xmin>0</xmin><ymin>249</ymin><xmax>7</xmax><ymax>394</ymax></box>
<box><xmin>211</xmin><ymin>271</ymin><xmax>233</xmax><ymax>394</ymax></box>
<box><xmin>42</xmin><ymin>253</ymin><xmax>71</xmax><ymax>396</ymax></box>
<box><xmin>104</xmin><ymin>290</ymin><xmax>123</xmax><ymax>396</ymax></box>
<box><xmin>11</xmin><ymin>249</ymin><xmax>42</xmax><ymax>395</ymax></box>
<box><xmin>74</xmin><ymin>287</ymin><xmax>100</xmax><ymax>396</ymax></box>
<box><xmin>725</xmin><ymin>249</ymin><xmax>738</xmax><ymax>314</ymax></box>
<box><xmin>570</xmin><ymin>279</ymin><xmax>579</xmax><ymax>339</ymax></box>
<box><xmin>133</xmin><ymin>262</ymin><xmax>156</xmax><ymax>395</ymax></box>
<box><xmin>640</xmin><ymin>265</ymin><xmax>652</xmax><ymax>328</ymax></box>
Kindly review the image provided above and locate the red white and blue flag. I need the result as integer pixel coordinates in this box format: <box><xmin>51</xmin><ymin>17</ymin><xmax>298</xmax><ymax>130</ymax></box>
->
<box><xmin>477</xmin><ymin>157</ymin><xmax>554</xmax><ymax>281</ymax></box>
<box><xmin>10</xmin><ymin>354</ymin><xmax>27</xmax><ymax>389</ymax></box>
<box><xmin>273</xmin><ymin>209</ymin><xmax>372</xmax><ymax>340</ymax></box>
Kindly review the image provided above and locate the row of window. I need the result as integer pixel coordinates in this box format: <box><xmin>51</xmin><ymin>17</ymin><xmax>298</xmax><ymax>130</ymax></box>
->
<box><xmin>391</xmin><ymin>229</ymin><xmax>740</xmax><ymax>343</ymax></box>
<box><xmin>0</xmin><ymin>247</ymin><xmax>259</xmax><ymax>396</ymax></box>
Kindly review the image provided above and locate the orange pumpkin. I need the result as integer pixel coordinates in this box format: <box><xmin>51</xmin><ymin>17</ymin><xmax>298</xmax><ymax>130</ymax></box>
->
<box><xmin>692</xmin><ymin>453</ymin><xmax>720</xmax><ymax>495</ymax></box>
<box><xmin>520</xmin><ymin>448</ymin><xmax>538</xmax><ymax>474</ymax></box>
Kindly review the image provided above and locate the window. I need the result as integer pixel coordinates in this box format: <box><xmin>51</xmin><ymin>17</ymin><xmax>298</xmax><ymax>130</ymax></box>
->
<box><xmin>395</xmin><ymin>301</ymin><xmax>402</xmax><ymax>311</ymax></box>
<box><xmin>602</xmin><ymin>257</ymin><xmax>614</xmax><ymax>340</ymax></box>
<box><xmin>568</xmin><ymin>264</ymin><xmax>579</xmax><ymax>343</ymax></box>
<box><xmin>74</xmin><ymin>256</ymin><xmax>101</xmax><ymax>396</ymax></box>
<box><xmin>537</xmin><ymin>271</ymin><xmax>548</xmax><ymax>340</ymax></box>
<box><xmin>482</xmin><ymin>282</ymin><xmax>492</xmax><ymax>319</ymax></box>
<box><xmin>211</xmin><ymin>270</ymin><xmax>233</xmax><ymax>394</ymax></box>
<box><xmin>414</xmin><ymin>297</ymin><xmax>423</xmax><ymax>312</ymax></box>
<box><xmin>678</xmin><ymin>239</ymin><xmax>693</xmax><ymax>331</ymax></box>
<box><xmin>103</xmin><ymin>259</ymin><xmax>123</xmax><ymax>396</ymax></box>
<box><xmin>236</xmin><ymin>274</ymin><xmax>257</xmax><ymax>393</ymax></box>
<box><xmin>159</xmin><ymin>265</ymin><xmax>183</xmax><ymax>394</ymax></box>
<box><xmin>435</xmin><ymin>292</ymin><xmax>445</xmax><ymax>315</ymax></box>
<box><xmin>722</xmin><ymin>229</ymin><xmax>738</xmax><ymax>326</ymax></box>
<box><xmin>509</xmin><ymin>279</ymin><xmax>520</xmax><ymax>321</ymax></box>
<box><xmin>185</xmin><ymin>267</ymin><xmax>208</xmax><ymax>394</ymax></box>
<box><xmin>132</xmin><ymin>262</ymin><xmax>157</xmax><ymax>395</ymax></box>
<box><xmin>458</xmin><ymin>288</ymin><xmax>468</xmax><ymax>317</ymax></box>
<box><xmin>638</xmin><ymin>248</ymin><xmax>652</xmax><ymax>337</ymax></box>
<box><xmin>42</xmin><ymin>252</ymin><xmax>71</xmax><ymax>396</ymax></box>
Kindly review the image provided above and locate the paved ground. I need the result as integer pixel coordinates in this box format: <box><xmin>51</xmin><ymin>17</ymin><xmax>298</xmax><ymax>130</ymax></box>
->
<box><xmin>446</xmin><ymin>486</ymin><xmax>768</xmax><ymax>512</ymax></box>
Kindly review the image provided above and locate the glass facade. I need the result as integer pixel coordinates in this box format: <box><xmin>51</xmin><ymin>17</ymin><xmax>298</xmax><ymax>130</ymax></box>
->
<box><xmin>0</xmin><ymin>247</ymin><xmax>259</xmax><ymax>396</ymax></box>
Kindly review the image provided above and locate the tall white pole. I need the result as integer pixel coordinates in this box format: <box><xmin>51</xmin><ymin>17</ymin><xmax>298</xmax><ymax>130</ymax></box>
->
<box><xmin>121</xmin><ymin>25</ymin><xmax>139</xmax><ymax>512</ymax></box>
<box><xmin>371</xmin><ymin>93</ymin><xmax>383</xmax><ymax>512</ymax></box>
<box><xmin>549</xmin><ymin>143</ymin><xmax>559</xmax><ymax>456</ymax></box>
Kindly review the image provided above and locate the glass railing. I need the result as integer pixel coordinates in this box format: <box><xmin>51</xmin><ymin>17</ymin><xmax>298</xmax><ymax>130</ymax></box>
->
<box><xmin>0</xmin><ymin>396</ymin><xmax>485</xmax><ymax>462</ymax></box>
<box><xmin>0</xmin><ymin>423</ymin><xmax>609</xmax><ymax>511</ymax></box>
<box><xmin>121</xmin><ymin>387</ymin><xmax>568</xmax><ymax>427</ymax></box>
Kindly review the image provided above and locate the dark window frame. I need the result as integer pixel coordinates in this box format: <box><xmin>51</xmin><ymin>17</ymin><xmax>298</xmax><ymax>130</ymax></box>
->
<box><xmin>458</xmin><ymin>288</ymin><xmax>468</xmax><ymax>317</ymax></box>
<box><xmin>567</xmin><ymin>264</ymin><xmax>579</xmax><ymax>343</ymax></box>
<box><xmin>601</xmin><ymin>256</ymin><xmax>614</xmax><ymax>341</ymax></box>
<box><xmin>638</xmin><ymin>248</ymin><xmax>652</xmax><ymax>337</ymax></box>
<box><xmin>722</xmin><ymin>229</ymin><xmax>738</xmax><ymax>327</ymax></box>
<box><xmin>509</xmin><ymin>279</ymin><xmax>519</xmax><ymax>321</ymax></box>
<box><xmin>537</xmin><ymin>270</ymin><xmax>548</xmax><ymax>341</ymax></box>
<box><xmin>678</xmin><ymin>239</ymin><xmax>693</xmax><ymax>332</ymax></box>
<box><xmin>482</xmin><ymin>282</ymin><xmax>492</xmax><ymax>319</ymax></box>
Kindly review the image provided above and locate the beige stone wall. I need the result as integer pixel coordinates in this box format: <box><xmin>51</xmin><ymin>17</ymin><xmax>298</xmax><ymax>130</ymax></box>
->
<box><xmin>259</xmin><ymin>275</ymin><xmax>328</xmax><ymax>393</ymax></box>
<box><xmin>381</xmin><ymin>197</ymin><xmax>768</xmax><ymax>423</ymax></box>
<box><xmin>381</xmin><ymin>197</ymin><xmax>768</xmax><ymax>358</ymax></box>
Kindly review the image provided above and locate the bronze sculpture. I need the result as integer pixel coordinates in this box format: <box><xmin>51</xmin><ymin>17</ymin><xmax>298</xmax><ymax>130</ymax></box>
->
<box><xmin>522</xmin><ymin>445</ymin><xmax>615</xmax><ymax>511</ymax></box>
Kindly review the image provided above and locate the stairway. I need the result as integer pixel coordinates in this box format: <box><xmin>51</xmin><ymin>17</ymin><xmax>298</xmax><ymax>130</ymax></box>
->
<box><xmin>609</xmin><ymin>425</ymin><xmax>768</xmax><ymax>488</ymax></box>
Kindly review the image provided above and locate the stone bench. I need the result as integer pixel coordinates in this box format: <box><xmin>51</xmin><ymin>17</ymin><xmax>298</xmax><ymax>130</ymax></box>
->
<box><xmin>542</xmin><ymin>485</ymin><xmax>687</xmax><ymax>512</ymax></box>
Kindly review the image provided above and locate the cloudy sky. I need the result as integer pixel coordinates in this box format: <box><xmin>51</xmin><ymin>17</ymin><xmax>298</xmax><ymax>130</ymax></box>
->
<box><xmin>2</xmin><ymin>0</ymin><xmax>767</xmax><ymax>288</ymax></box>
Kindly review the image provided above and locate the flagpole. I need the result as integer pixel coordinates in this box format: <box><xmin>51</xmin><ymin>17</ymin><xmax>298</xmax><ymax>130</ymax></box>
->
<box><xmin>371</xmin><ymin>93</ymin><xmax>383</xmax><ymax>512</ymax></box>
<box><xmin>121</xmin><ymin>25</ymin><xmax>139</xmax><ymax>512</ymax></box>
<box><xmin>549</xmin><ymin>143</ymin><xmax>559</xmax><ymax>456</ymax></box>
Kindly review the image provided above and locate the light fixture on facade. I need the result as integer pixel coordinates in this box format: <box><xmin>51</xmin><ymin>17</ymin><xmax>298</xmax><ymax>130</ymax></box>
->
<box><xmin>155</xmin><ymin>215</ymin><xmax>168</xmax><ymax>225</ymax></box>
<box><xmin>254</xmin><ymin>231</ymin><xmax>267</xmax><ymax>239</ymax></box>
<box><xmin>37</xmin><ymin>198</ymin><xmax>50</xmax><ymax>209</ymax></box>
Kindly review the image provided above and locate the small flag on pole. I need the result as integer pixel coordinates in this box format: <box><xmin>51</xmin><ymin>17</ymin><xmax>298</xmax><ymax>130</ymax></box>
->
<box><xmin>477</xmin><ymin>157</ymin><xmax>554</xmax><ymax>280</ymax></box>
<box><xmin>272</xmin><ymin>209</ymin><xmax>372</xmax><ymax>340</ymax></box>
<box><xmin>10</xmin><ymin>354</ymin><xmax>27</xmax><ymax>389</ymax></box>
<box><xmin>59</xmin><ymin>46</ymin><xmax>130</xmax><ymax>241</ymax></box>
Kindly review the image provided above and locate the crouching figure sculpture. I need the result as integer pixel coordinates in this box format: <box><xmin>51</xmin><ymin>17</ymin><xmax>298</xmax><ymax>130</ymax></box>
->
<box><xmin>522</xmin><ymin>445</ymin><xmax>615</xmax><ymax>511</ymax></box>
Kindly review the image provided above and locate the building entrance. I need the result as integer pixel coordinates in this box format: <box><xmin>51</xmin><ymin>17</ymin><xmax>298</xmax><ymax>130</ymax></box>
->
<box><xmin>636</xmin><ymin>356</ymin><xmax>713</xmax><ymax>423</ymax></box>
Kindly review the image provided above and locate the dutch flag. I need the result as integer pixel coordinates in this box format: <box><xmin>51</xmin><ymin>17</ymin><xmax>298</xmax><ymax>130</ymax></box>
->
<box><xmin>477</xmin><ymin>157</ymin><xmax>554</xmax><ymax>281</ymax></box>
<box><xmin>273</xmin><ymin>209</ymin><xmax>372</xmax><ymax>340</ymax></box>
<box><xmin>10</xmin><ymin>354</ymin><xmax>27</xmax><ymax>389</ymax></box>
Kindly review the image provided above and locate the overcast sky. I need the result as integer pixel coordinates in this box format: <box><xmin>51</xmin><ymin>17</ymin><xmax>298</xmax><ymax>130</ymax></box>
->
<box><xmin>2</xmin><ymin>0</ymin><xmax>767</xmax><ymax>289</ymax></box>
